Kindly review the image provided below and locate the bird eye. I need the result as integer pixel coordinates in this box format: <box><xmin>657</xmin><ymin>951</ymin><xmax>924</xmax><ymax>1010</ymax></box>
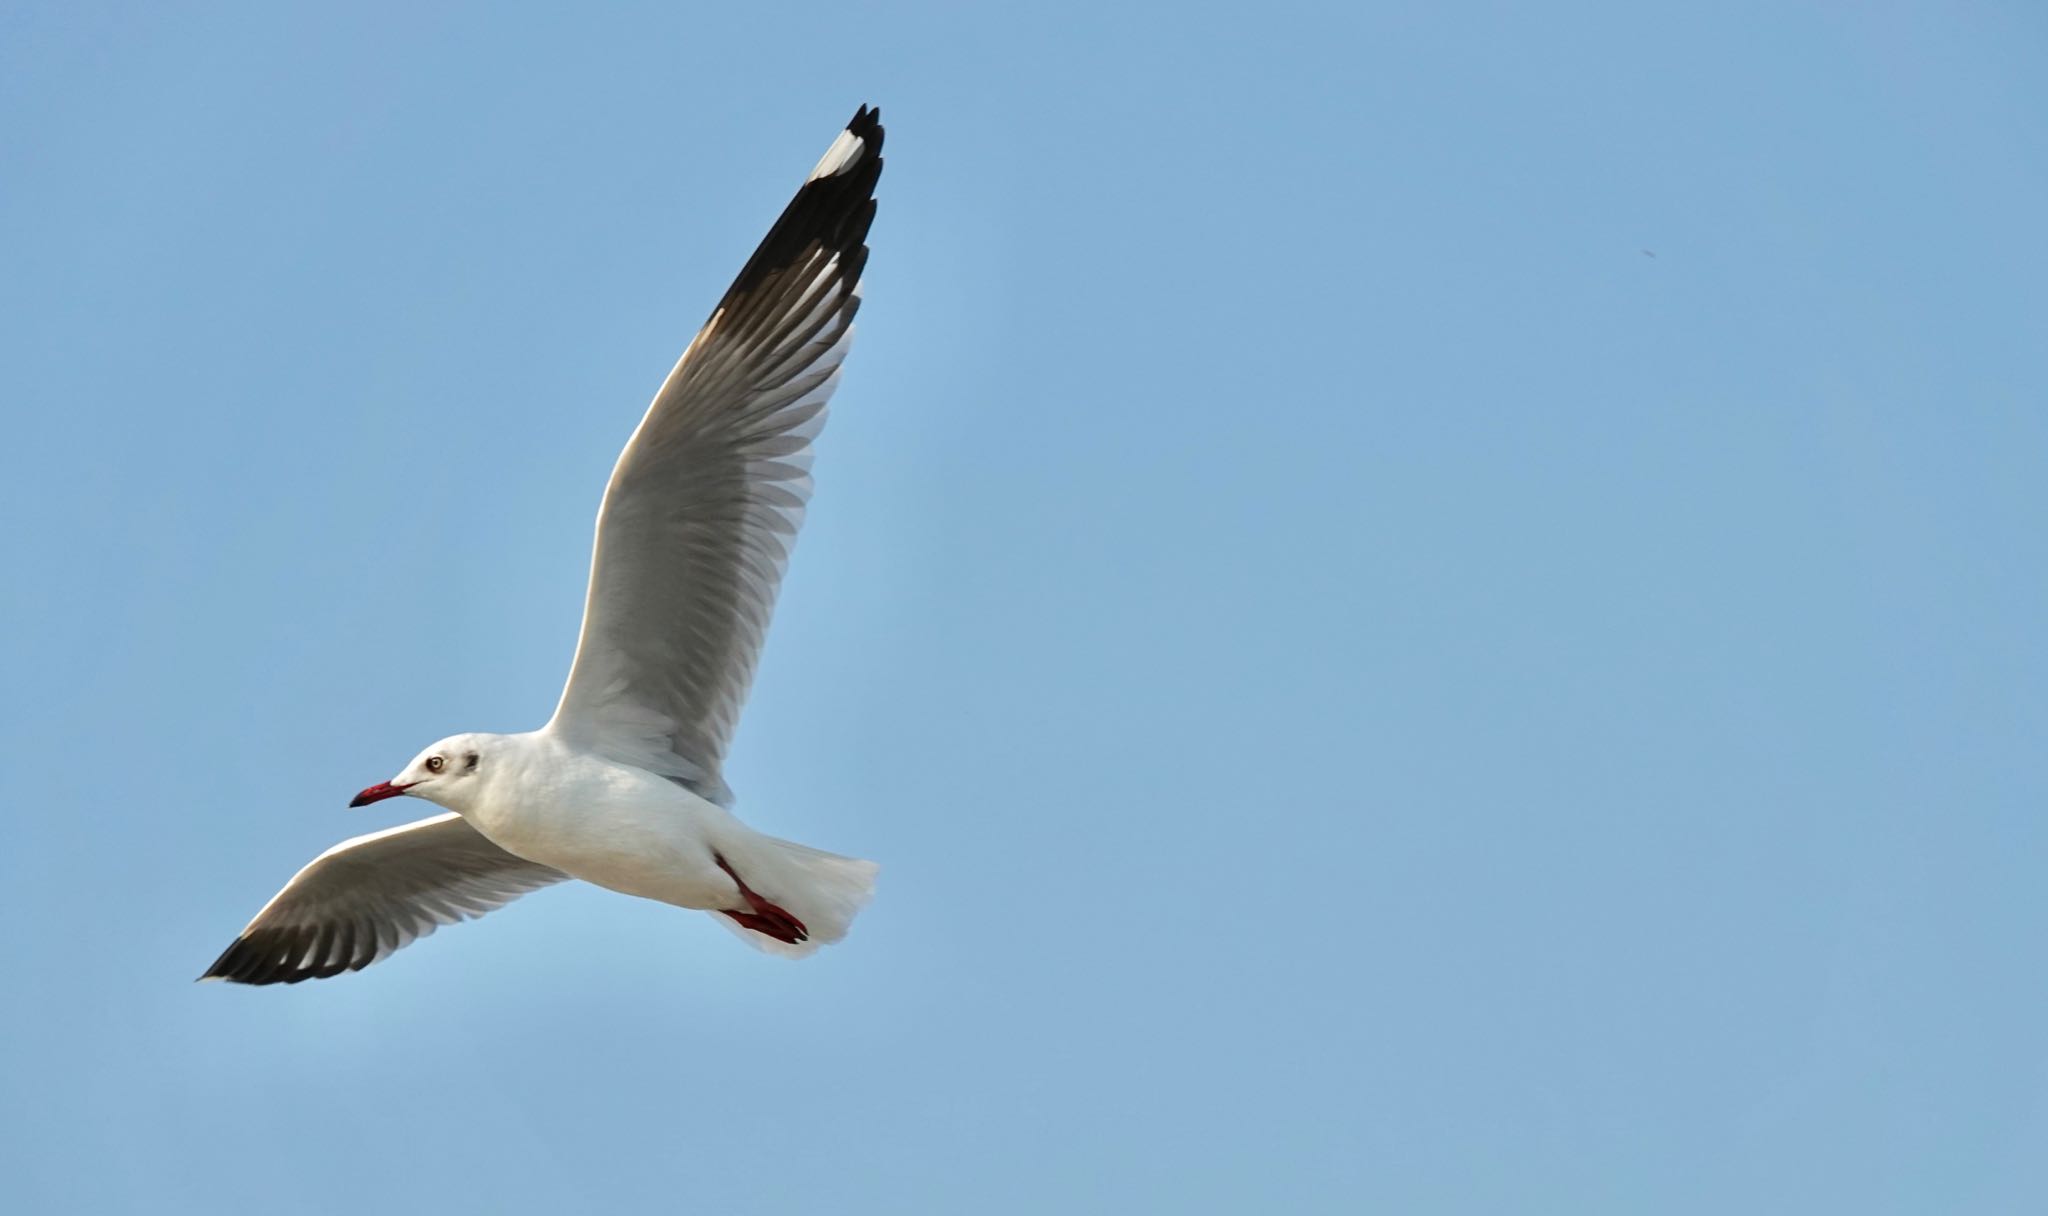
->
<box><xmin>425</xmin><ymin>756</ymin><xmax>445</xmax><ymax>773</ymax></box>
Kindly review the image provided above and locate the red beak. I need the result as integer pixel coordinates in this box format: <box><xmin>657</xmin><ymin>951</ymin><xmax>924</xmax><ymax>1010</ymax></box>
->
<box><xmin>348</xmin><ymin>780</ymin><xmax>415</xmax><ymax>808</ymax></box>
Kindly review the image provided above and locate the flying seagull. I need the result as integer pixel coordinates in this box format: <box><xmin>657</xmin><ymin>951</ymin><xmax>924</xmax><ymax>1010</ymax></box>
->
<box><xmin>202</xmin><ymin>107</ymin><xmax>886</xmax><ymax>985</ymax></box>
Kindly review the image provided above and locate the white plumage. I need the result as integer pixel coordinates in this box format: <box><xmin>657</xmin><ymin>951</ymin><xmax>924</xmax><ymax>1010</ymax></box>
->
<box><xmin>204</xmin><ymin>106</ymin><xmax>886</xmax><ymax>985</ymax></box>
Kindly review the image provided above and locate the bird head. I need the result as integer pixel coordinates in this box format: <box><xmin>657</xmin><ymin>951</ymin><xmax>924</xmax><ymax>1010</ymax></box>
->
<box><xmin>350</xmin><ymin>734</ymin><xmax>495</xmax><ymax>810</ymax></box>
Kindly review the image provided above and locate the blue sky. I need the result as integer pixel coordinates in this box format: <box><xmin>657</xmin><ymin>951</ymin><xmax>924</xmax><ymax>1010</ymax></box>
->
<box><xmin>4</xmin><ymin>1</ymin><xmax>2046</xmax><ymax>1211</ymax></box>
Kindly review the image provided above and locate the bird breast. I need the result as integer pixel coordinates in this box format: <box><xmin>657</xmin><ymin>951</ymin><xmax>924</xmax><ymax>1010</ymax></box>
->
<box><xmin>463</xmin><ymin>738</ymin><xmax>730</xmax><ymax>907</ymax></box>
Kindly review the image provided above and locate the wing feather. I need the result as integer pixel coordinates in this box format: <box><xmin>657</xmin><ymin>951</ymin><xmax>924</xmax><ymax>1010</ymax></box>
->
<box><xmin>200</xmin><ymin>813</ymin><xmax>567</xmax><ymax>985</ymax></box>
<box><xmin>546</xmin><ymin>107</ymin><xmax>884</xmax><ymax>804</ymax></box>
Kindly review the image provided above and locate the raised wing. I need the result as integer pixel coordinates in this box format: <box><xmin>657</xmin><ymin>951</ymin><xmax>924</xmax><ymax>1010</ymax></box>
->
<box><xmin>200</xmin><ymin>813</ymin><xmax>567</xmax><ymax>985</ymax></box>
<box><xmin>545</xmin><ymin>106</ymin><xmax>883</xmax><ymax>804</ymax></box>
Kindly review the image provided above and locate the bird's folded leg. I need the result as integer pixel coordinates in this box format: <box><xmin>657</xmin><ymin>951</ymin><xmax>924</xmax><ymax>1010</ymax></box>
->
<box><xmin>713</xmin><ymin>853</ymin><xmax>809</xmax><ymax>943</ymax></box>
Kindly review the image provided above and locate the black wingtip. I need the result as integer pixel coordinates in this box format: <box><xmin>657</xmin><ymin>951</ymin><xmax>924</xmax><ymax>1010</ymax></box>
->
<box><xmin>830</xmin><ymin>104</ymin><xmax>884</xmax><ymax>176</ymax></box>
<box><xmin>847</xmin><ymin>104</ymin><xmax>884</xmax><ymax>148</ymax></box>
<box><xmin>199</xmin><ymin>925</ymin><xmax>361</xmax><ymax>986</ymax></box>
<box><xmin>200</xmin><ymin>935</ymin><xmax>272</xmax><ymax>986</ymax></box>
<box><xmin>199</xmin><ymin>938</ymin><xmax>240</xmax><ymax>983</ymax></box>
<box><xmin>717</xmin><ymin>107</ymin><xmax>885</xmax><ymax>305</ymax></box>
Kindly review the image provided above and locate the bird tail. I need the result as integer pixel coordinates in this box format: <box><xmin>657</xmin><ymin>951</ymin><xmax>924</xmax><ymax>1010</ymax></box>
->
<box><xmin>712</xmin><ymin>832</ymin><xmax>879</xmax><ymax>959</ymax></box>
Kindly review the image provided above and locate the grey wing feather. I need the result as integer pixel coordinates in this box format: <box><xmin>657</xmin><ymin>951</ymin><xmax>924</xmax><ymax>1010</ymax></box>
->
<box><xmin>200</xmin><ymin>813</ymin><xmax>567</xmax><ymax>985</ymax></box>
<box><xmin>546</xmin><ymin>107</ymin><xmax>884</xmax><ymax>804</ymax></box>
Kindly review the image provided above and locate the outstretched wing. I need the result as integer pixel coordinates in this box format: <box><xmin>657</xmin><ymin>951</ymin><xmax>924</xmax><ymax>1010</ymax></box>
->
<box><xmin>200</xmin><ymin>814</ymin><xmax>568</xmax><ymax>985</ymax></box>
<box><xmin>545</xmin><ymin>107</ymin><xmax>884</xmax><ymax>806</ymax></box>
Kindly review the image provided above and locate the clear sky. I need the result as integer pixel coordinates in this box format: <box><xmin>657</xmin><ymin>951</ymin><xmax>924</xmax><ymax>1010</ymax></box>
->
<box><xmin>4</xmin><ymin>2</ymin><xmax>2046</xmax><ymax>1211</ymax></box>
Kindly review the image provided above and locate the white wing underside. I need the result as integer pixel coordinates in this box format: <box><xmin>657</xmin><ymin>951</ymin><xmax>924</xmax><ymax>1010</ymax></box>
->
<box><xmin>544</xmin><ymin>108</ymin><xmax>883</xmax><ymax>806</ymax></box>
<box><xmin>201</xmin><ymin>814</ymin><xmax>567</xmax><ymax>984</ymax></box>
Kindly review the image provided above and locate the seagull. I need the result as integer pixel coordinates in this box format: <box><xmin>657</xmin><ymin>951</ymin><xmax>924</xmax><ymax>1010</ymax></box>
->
<box><xmin>202</xmin><ymin>107</ymin><xmax>886</xmax><ymax>985</ymax></box>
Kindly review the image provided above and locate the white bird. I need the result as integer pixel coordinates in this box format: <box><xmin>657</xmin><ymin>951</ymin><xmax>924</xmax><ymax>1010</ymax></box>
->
<box><xmin>203</xmin><ymin>107</ymin><xmax>886</xmax><ymax>984</ymax></box>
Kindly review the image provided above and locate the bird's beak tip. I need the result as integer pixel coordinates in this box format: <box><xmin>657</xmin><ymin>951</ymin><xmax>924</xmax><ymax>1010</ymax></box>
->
<box><xmin>348</xmin><ymin>780</ymin><xmax>413</xmax><ymax>808</ymax></box>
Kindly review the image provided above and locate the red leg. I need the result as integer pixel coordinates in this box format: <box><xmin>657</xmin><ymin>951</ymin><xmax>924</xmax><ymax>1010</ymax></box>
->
<box><xmin>719</xmin><ymin>909</ymin><xmax>805</xmax><ymax>943</ymax></box>
<box><xmin>714</xmin><ymin>854</ymin><xmax>809</xmax><ymax>944</ymax></box>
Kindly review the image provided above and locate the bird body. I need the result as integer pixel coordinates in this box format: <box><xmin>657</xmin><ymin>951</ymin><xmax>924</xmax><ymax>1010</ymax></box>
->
<box><xmin>202</xmin><ymin>106</ymin><xmax>887</xmax><ymax>984</ymax></box>
<box><xmin>420</xmin><ymin>730</ymin><xmax>875</xmax><ymax>955</ymax></box>
<box><xmin>441</xmin><ymin>730</ymin><xmax>735</xmax><ymax>911</ymax></box>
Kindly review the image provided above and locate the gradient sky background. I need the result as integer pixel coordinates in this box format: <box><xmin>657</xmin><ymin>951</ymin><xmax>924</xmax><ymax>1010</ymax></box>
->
<box><xmin>4</xmin><ymin>2</ymin><xmax>2046</xmax><ymax>1211</ymax></box>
